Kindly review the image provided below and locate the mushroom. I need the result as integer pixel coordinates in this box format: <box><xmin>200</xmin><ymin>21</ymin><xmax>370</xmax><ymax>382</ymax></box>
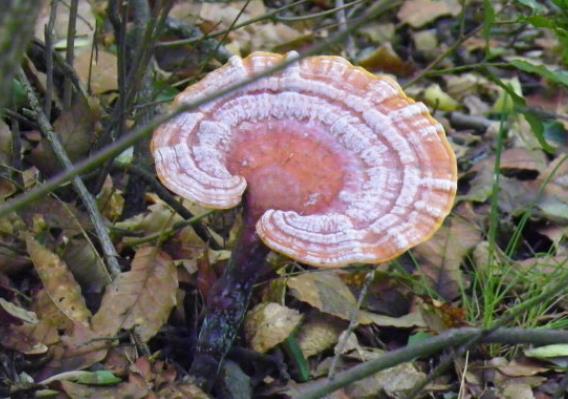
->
<box><xmin>151</xmin><ymin>51</ymin><xmax>457</xmax><ymax>388</ymax></box>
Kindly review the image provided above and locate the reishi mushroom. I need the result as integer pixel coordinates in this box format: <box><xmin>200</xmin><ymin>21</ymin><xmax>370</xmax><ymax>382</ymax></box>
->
<box><xmin>151</xmin><ymin>51</ymin><xmax>457</xmax><ymax>387</ymax></box>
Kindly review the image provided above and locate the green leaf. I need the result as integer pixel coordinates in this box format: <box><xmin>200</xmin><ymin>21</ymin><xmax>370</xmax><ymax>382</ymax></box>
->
<box><xmin>510</xmin><ymin>59</ymin><xmax>568</xmax><ymax>88</ymax></box>
<box><xmin>492</xmin><ymin>77</ymin><xmax>524</xmax><ymax>113</ymax></box>
<box><xmin>408</xmin><ymin>332</ymin><xmax>433</xmax><ymax>346</ymax></box>
<box><xmin>523</xmin><ymin>15</ymin><xmax>556</xmax><ymax>29</ymax></box>
<box><xmin>523</xmin><ymin>112</ymin><xmax>557</xmax><ymax>154</ymax></box>
<box><xmin>283</xmin><ymin>335</ymin><xmax>310</xmax><ymax>382</ymax></box>
<box><xmin>483</xmin><ymin>0</ymin><xmax>495</xmax><ymax>47</ymax></box>
<box><xmin>75</xmin><ymin>370</ymin><xmax>122</xmax><ymax>386</ymax></box>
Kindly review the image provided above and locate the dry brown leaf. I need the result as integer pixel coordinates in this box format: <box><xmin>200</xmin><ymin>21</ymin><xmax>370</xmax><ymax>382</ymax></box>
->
<box><xmin>0</xmin><ymin>324</ymin><xmax>48</xmax><ymax>355</ymax></box>
<box><xmin>345</xmin><ymin>363</ymin><xmax>427</xmax><ymax>398</ymax></box>
<box><xmin>97</xmin><ymin>176</ymin><xmax>125</xmax><ymax>222</ymax></box>
<box><xmin>91</xmin><ymin>246</ymin><xmax>177</xmax><ymax>342</ymax></box>
<box><xmin>287</xmin><ymin>272</ymin><xmax>358</xmax><ymax>321</ymax></box>
<box><xmin>20</xmin><ymin>197</ymin><xmax>91</xmax><ymax>238</ymax></box>
<box><xmin>116</xmin><ymin>202</ymin><xmax>182</xmax><ymax>237</ymax></box>
<box><xmin>0</xmin><ymin>297</ymin><xmax>38</xmax><ymax>324</ymax></box>
<box><xmin>500</xmin><ymin>148</ymin><xmax>548</xmax><ymax>174</ymax></box>
<box><xmin>397</xmin><ymin>0</ymin><xmax>461</xmax><ymax>28</ymax></box>
<box><xmin>357</xmin><ymin>43</ymin><xmax>414</xmax><ymax>76</ymax></box>
<box><xmin>537</xmin><ymin>155</ymin><xmax>568</xmax><ymax>223</ymax></box>
<box><xmin>359</xmin><ymin>310</ymin><xmax>426</xmax><ymax>328</ymax></box>
<box><xmin>497</xmin><ymin>359</ymin><xmax>549</xmax><ymax>378</ymax></box>
<box><xmin>199</xmin><ymin>0</ymin><xmax>266</xmax><ymax>26</ymax></box>
<box><xmin>39</xmin><ymin>322</ymin><xmax>111</xmax><ymax>380</ymax></box>
<box><xmin>30</xmin><ymin>96</ymin><xmax>100</xmax><ymax>176</ymax></box>
<box><xmin>34</xmin><ymin>0</ymin><xmax>95</xmax><ymax>43</ymax></box>
<box><xmin>60</xmin><ymin>373</ymin><xmax>149</xmax><ymax>399</ymax></box>
<box><xmin>156</xmin><ymin>382</ymin><xmax>210</xmax><ymax>399</ymax></box>
<box><xmin>26</xmin><ymin>235</ymin><xmax>92</xmax><ymax>326</ymax></box>
<box><xmin>297</xmin><ymin>314</ymin><xmax>344</xmax><ymax>358</ymax></box>
<box><xmin>75</xmin><ymin>50</ymin><xmax>118</xmax><ymax>94</ymax></box>
<box><xmin>501</xmin><ymin>383</ymin><xmax>535</xmax><ymax>399</ymax></box>
<box><xmin>62</xmin><ymin>238</ymin><xmax>111</xmax><ymax>295</ymax></box>
<box><xmin>26</xmin><ymin>289</ymin><xmax>67</xmax><ymax>347</ymax></box>
<box><xmin>0</xmin><ymin>120</ymin><xmax>12</xmax><ymax>165</ymax></box>
<box><xmin>414</xmin><ymin>215</ymin><xmax>482</xmax><ymax>300</ymax></box>
<box><xmin>244</xmin><ymin>302</ymin><xmax>302</xmax><ymax>353</ymax></box>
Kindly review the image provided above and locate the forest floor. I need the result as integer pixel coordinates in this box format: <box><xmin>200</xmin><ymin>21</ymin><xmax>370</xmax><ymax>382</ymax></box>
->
<box><xmin>1</xmin><ymin>1</ymin><xmax>568</xmax><ymax>398</ymax></box>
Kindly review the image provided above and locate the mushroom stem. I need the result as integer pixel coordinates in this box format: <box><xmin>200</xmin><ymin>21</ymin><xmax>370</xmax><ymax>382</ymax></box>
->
<box><xmin>189</xmin><ymin>208</ymin><xmax>270</xmax><ymax>390</ymax></box>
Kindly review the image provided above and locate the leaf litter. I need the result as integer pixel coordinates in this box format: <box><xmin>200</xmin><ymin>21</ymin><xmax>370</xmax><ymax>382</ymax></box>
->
<box><xmin>2</xmin><ymin>0</ymin><xmax>568</xmax><ymax>398</ymax></box>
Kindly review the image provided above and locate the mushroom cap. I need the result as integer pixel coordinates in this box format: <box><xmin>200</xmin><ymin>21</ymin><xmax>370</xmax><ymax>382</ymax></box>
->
<box><xmin>151</xmin><ymin>52</ymin><xmax>457</xmax><ymax>268</ymax></box>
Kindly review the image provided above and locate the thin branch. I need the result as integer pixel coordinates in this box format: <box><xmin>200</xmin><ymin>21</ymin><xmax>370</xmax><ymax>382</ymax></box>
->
<box><xmin>93</xmin><ymin>0</ymin><xmax>173</xmax><ymax>194</ymax></box>
<box><xmin>121</xmin><ymin>0</ymin><xmax>158</xmax><ymax>219</ymax></box>
<box><xmin>275</xmin><ymin>0</ymin><xmax>368</xmax><ymax>22</ymax></box>
<box><xmin>112</xmin><ymin>162</ymin><xmax>220</xmax><ymax>249</ymax></box>
<box><xmin>63</xmin><ymin>0</ymin><xmax>78</xmax><ymax>108</ymax></box>
<box><xmin>335</xmin><ymin>0</ymin><xmax>356</xmax><ymax>60</ymax></box>
<box><xmin>18</xmin><ymin>70</ymin><xmax>121</xmax><ymax>278</ymax></box>
<box><xmin>293</xmin><ymin>328</ymin><xmax>568</xmax><ymax>399</ymax></box>
<box><xmin>44</xmin><ymin>0</ymin><xmax>58</xmax><ymax>119</ymax></box>
<box><xmin>403</xmin><ymin>25</ymin><xmax>483</xmax><ymax>88</ymax></box>
<box><xmin>328</xmin><ymin>268</ymin><xmax>376</xmax><ymax>379</ymax></box>
<box><xmin>163</xmin><ymin>17</ymin><xmax>232</xmax><ymax>64</ymax></box>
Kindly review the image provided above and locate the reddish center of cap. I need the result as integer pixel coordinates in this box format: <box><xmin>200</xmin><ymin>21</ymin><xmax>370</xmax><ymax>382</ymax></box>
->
<box><xmin>226</xmin><ymin>119</ymin><xmax>348</xmax><ymax>220</ymax></box>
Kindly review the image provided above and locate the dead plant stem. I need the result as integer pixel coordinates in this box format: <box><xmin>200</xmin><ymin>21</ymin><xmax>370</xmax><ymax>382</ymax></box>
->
<box><xmin>18</xmin><ymin>70</ymin><xmax>121</xmax><ymax>277</ymax></box>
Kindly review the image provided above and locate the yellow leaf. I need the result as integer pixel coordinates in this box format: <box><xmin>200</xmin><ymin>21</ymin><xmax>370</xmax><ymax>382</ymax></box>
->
<box><xmin>26</xmin><ymin>235</ymin><xmax>92</xmax><ymax>326</ymax></box>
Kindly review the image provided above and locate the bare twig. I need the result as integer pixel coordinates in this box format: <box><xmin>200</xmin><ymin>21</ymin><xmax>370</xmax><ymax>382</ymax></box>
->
<box><xmin>123</xmin><ymin>210</ymin><xmax>214</xmax><ymax>247</ymax></box>
<box><xmin>403</xmin><ymin>25</ymin><xmax>483</xmax><ymax>88</ymax></box>
<box><xmin>163</xmin><ymin>17</ymin><xmax>232</xmax><ymax>64</ymax></box>
<box><xmin>63</xmin><ymin>0</ymin><xmax>78</xmax><ymax>108</ymax></box>
<box><xmin>335</xmin><ymin>0</ymin><xmax>356</xmax><ymax>59</ymax></box>
<box><xmin>328</xmin><ymin>268</ymin><xmax>376</xmax><ymax>379</ymax></box>
<box><xmin>294</xmin><ymin>328</ymin><xmax>568</xmax><ymax>399</ymax></box>
<box><xmin>121</xmin><ymin>0</ymin><xmax>158</xmax><ymax>219</ymax></box>
<box><xmin>275</xmin><ymin>0</ymin><xmax>368</xmax><ymax>22</ymax></box>
<box><xmin>18</xmin><ymin>70</ymin><xmax>121</xmax><ymax>278</ymax></box>
<box><xmin>93</xmin><ymin>0</ymin><xmax>173</xmax><ymax>194</ymax></box>
<box><xmin>44</xmin><ymin>0</ymin><xmax>58</xmax><ymax>119</ymax></box>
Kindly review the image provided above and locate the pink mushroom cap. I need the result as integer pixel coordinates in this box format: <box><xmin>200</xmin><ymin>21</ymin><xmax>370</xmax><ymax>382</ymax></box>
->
<box><xmin>151</xmin><ymin>51</ymin><xmax>458</xmax><ymax>268</ymax></box>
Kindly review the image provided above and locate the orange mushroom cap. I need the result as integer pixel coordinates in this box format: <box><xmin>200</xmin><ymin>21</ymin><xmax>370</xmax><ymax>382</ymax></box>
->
<box><xmin>151</xmin><ymin>51</ymin><xmax>457</xmax><ymax>268</ymax></box>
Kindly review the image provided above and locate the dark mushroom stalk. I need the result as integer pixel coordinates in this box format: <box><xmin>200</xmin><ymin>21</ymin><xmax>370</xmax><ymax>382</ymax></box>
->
<box><xmin>151</xmin><ymin>51</ymin><xmax>457</xmax><ymax>392</ymax></box>
<box><xmin>189</xmin><ymin>202</ymin><xmax>269</xmax><ymax>388</ymax></box>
